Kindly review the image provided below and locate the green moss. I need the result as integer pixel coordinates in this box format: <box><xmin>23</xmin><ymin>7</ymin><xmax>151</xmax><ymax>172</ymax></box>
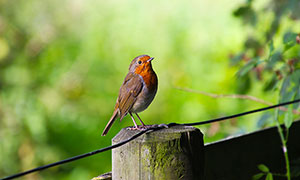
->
<box><xmin>141</xmin><ymin>138</ymin><xmax>186</xmax><ymax>179</ymax></box>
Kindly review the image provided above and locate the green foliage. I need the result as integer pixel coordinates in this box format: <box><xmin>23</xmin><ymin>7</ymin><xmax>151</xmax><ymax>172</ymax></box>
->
<box><xmin>233</xmin><ymin>0</ymin><xmax>257</xmax><ymax>26</ymax></box>
<box><xmin>253</xmin><ymin>164</ymin><xmax>274</xmax><ymax>180</ymax></box>
<box><xmin>284</xmin><ymin>105</ymin><xmax>293</xmax><ymax>128</ymax></box>
<box><xmin>232</xmin><ymin>0</ymin><xmax>300</xmax><ymax>99</ymax></box>
<box><xmin>252</xmin><ymin>173</ymin><xmax>264</xmax><ymax>180</ymax></box>
<box><xmin>233</xmin><ymin>0</ymin><xmax>300</xmax><ymax>179</ymax></box>
<box><xmin>258</xmin><ymin>164</ymin><xmax>269</xmax><ymax>173</ymax></box>
<box><xmin>265</xmin><ymin>173</ymin><xmax>274</xmax><ymax>180</ymax></box>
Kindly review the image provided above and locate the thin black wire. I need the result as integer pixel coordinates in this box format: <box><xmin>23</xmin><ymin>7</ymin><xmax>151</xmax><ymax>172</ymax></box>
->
<box><xmin>1</xmin><ymin>99</ymin><xmax>300</xmax><ymax>180</ymax></box>
<box><xmin>1</xmin><ymin>128</ymin><xmax>155</xmax><ymax>180</ymax></box>
<box><xmin>182</xmin><ymin>98</ymin><xmax>300</xmax><ymax>126</ymax></box>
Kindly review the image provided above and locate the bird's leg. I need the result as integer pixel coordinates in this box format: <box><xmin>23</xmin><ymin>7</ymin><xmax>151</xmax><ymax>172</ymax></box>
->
<box><xmin>129</xmin><ymin>112</ymin><xmax>139</xmax><ymax>128</ymax></box>
<box><xmin>135</xmin><ymin>113</ymin><xmax>146</xmax><ymax>127</ymax></box>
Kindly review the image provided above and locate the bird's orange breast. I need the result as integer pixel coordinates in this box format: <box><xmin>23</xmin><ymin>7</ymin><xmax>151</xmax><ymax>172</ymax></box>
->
<box><xmin>135</xmin><ymin>65</ymin><xmax>157</xmax><ymax>91</ymax></box>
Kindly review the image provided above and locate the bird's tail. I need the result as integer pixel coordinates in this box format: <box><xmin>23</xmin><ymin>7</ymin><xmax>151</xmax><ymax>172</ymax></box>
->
<box><xmin>102</xmin><ymin>109</ymin><xmax>119</xmax><ymax>136</ymax></box>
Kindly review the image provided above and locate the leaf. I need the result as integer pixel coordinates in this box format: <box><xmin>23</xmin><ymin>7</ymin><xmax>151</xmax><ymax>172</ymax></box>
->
<box><xmin>265</xmin><ymin>173</ymin><xmax>273</xmax><ymax>180</ymax></box>
<box><xmin>280</xmin><ymin>76</ymin><xmax>292</xmax><ymax>103</ymax></box>
<box><xmin>266</xmin><ymin>51</ymin><xmax>282</xmax><ymax>69</ymax></box>
<box><xmin>283</xmin><ymin>31</ymin><xmax>298</xmax><ymax>51</ymax></box>
<box><xmin>284</xmin><ymin>105</ymin><xmax>293</xmax><ymax>129</ymax></box>
<box><xmin>290</xmin><ymin>69</ymin><xmax>300</xmax><ymax>87</ymax></box>
<box><xmin>233</xmin><ymin>4</ymin><xmax>257</xmax><ymax>25</ymax></box>
<box><xmin>230</xmin><ymin>53</ymin><xmax>244</xmax><ymax>65</ymax></box>
<box><xmin>283</xmin><ymin>31</ymin><xmax>298</xmax><ymax>44</ymax></box>
<box><xmin>237</xmin><ymin>62</ymin><xmax>255</xmax><ymax>76</ymax></box>
<box><xmin>284</xmin><ymin>43</ymin><xmax>296</xmax><ymax>52</ymax></box>
<box><xmin>279</xmin><ymin>70</ymin><xmax>300</xmax><ymax>105</ymax></box>
<box><xmin>252</xmin><ymin>173</ymin><xmax>264</xmax><ymax>180</ymax></box>
<box><xmin>237</xmin><ymin>58</ymin><xmax>260</xmax><ymax>77</ymax></box>
<box><xmin>258</xmin><ymin>164</ymin><xmax>269</xmax><ymax>173</ymax></box>
<box><xmin>263</xmin><ymin>75</ymin><xmax>278</xmax><ymax>92</ymax></box>
<box><xmin>233</xmin><ymin>6</ymin><xmax>249</xmax><ymax>17</ymax></box>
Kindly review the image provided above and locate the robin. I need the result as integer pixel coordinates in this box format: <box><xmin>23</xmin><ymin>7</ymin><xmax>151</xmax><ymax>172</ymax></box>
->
<box><xmin>101</xmin><ymin>55</ymin><xmax>158</xmax><ymax>136</ymax></box>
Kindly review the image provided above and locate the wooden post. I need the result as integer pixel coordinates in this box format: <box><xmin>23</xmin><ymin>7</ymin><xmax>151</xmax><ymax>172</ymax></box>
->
<box><xmin>112</xmin><ymin>126</ymin><xmax>204</xmax><ymax>180</ymax></box>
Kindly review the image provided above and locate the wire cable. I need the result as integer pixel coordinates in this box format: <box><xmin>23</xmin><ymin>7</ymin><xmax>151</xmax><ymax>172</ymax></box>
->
<box><xmin>181</xmin><ymin>98</ymin><xmax>300</xmax><ymax>126</ymax></box>
<box><xmin>1</xmin><ymin>99</ymin><xmax>300</xmax><ymax>180</ymax></box>
<box><xmin>1</xmin><ymin>128</ymin><xmax>155</xmax><ymax>180</ymax></box>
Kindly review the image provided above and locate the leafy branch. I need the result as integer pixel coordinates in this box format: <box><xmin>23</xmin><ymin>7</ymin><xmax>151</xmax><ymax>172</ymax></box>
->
<box><xmin>232</xmin><ymin>0</ymin><xmax>300</xmax><ymax>179</ymax></box>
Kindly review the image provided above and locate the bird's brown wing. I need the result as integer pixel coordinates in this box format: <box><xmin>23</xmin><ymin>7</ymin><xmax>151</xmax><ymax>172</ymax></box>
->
<box><xmin>117</xmin><ymin>72</ymin><xmax>143</xmax><ymax>121</ymax></box>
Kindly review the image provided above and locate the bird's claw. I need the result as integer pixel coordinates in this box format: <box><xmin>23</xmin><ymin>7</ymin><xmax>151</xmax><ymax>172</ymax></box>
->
<box><xmin>127</xmin><ymin>124</ymin><xmax>170</xmax><ymax>132</ymax></box>
<box><xmin>158</xmin><ymin>124</ymin><xmax>169</xmax><ymax>128</ymax></box>
<box><xmin>127</xmin><ymin>125</ymin><xmax>150</xmax><ymax>131</ymax></box>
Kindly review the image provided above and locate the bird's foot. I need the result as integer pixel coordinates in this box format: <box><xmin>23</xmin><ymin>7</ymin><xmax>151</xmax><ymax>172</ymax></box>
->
<box><xmin>127</xmin><ymin>125</ymin><xmax>154</xmax><ymax>131</ymax></box>
<box><xmin>127</xmin><ymin>124</ymin><xmax>172</xmax><ymax>131</ymax></box>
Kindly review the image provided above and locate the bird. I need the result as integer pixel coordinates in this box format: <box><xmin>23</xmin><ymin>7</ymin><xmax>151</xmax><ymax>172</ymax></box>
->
<box><xmin>101</xmin><ymin>55</ymin><xmax>158</xmax><ymax>136</ymax></box>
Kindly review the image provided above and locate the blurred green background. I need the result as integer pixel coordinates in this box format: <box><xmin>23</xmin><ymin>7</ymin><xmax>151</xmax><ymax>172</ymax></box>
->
<box><xmin>1</xmin><ymin>0</ymin><xmax>298</xmax><ymax>179</ymax></box>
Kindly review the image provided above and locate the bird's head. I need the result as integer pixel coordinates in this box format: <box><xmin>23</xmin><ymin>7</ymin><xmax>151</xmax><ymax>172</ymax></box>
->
<box><xmin>129</xmin><ymin>55</ymin><xmax>154</xmax><ymax>74</ymax></box>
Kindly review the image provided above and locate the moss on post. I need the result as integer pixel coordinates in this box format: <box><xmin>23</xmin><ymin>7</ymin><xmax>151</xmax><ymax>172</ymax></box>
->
<box><xmin>112</xmin><ymin>126</ymin><xmax>204</xmax><ymax>180</ymax></box>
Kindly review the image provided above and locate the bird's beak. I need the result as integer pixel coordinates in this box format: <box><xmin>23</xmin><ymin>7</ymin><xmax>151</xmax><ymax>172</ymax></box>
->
<box><xmin>147</xmin><ymin>57</ymin><xmax>154</xmax><ymax>62</ymax></box>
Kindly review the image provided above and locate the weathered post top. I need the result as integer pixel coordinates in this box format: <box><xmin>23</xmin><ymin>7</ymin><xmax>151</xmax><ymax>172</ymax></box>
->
<box><xmin>112</xmin><ymin>125</ymin><xmax>204</xmax><ymax>180</ymax></box>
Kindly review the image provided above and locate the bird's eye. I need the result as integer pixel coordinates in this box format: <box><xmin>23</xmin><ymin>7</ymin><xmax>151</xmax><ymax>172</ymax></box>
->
<box><xmin>138</xmin><ymin>60</ymin><xmax>142</xmax><ymax>64</ymax></box>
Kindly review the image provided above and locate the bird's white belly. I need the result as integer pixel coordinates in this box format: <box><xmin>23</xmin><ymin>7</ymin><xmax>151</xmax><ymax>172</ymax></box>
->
<box><xmin>130</xmin><ymin>86</ymin><xmax>156</xmax><ymax>113</ymax></box>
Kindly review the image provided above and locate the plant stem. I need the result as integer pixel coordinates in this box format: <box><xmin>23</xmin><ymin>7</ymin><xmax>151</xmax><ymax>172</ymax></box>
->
<box><xmin>275</xmin><ymin>109</ymin><xmax>291</xmax><ymax>180</ymax></box>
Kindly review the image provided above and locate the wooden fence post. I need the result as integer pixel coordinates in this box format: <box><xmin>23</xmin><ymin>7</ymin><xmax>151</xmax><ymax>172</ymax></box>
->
<box><xmin>112</xmin><ymin>126</ymin><xmax>204</xmax><ymax>180</ymax></box>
